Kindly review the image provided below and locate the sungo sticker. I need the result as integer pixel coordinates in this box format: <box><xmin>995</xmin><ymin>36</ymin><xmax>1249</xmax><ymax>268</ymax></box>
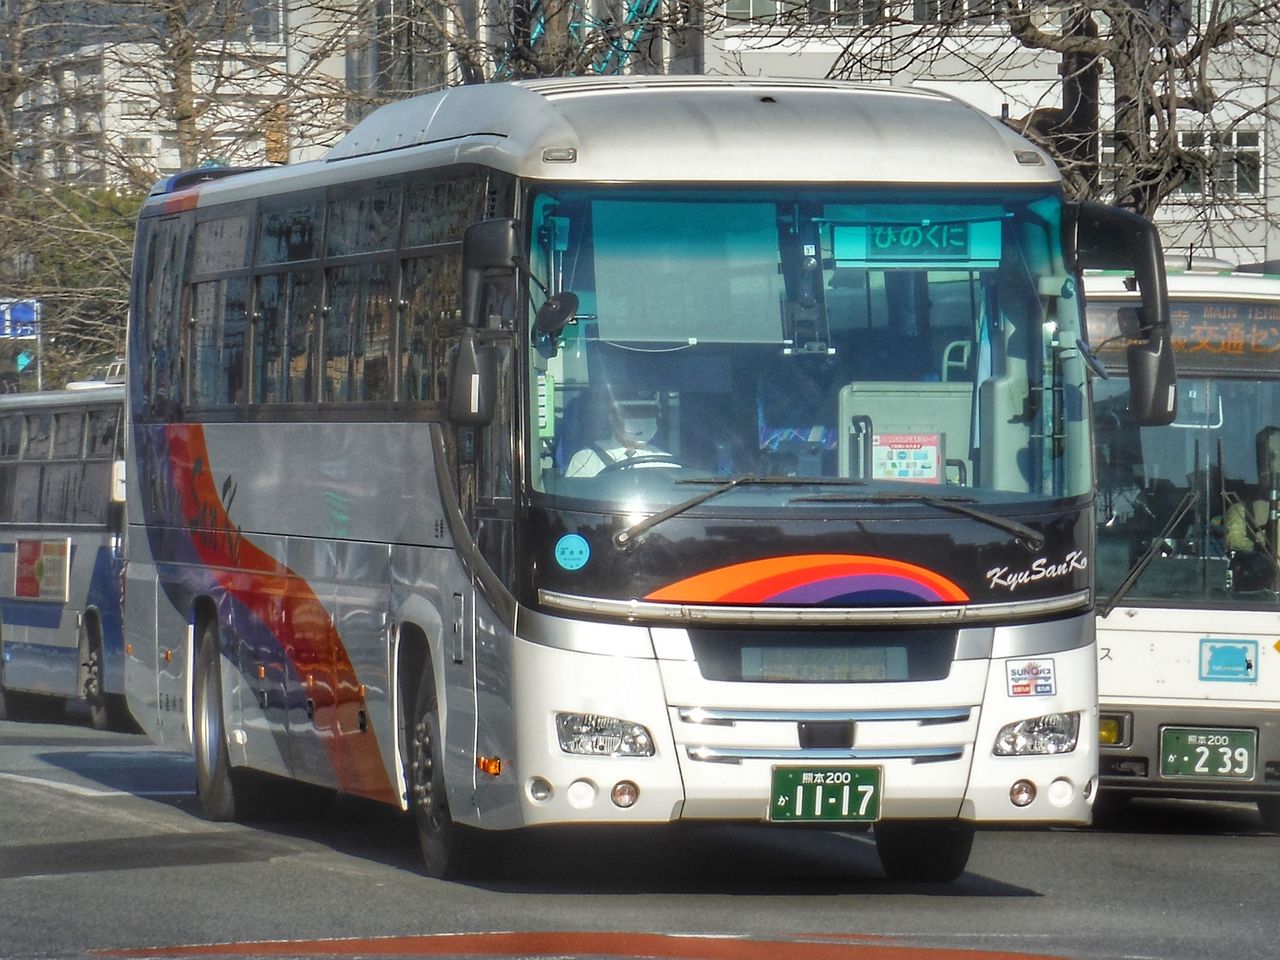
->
<box><xmin>1007</xmin><ymin>659</ymin><xmax>1056</xmax><ymax>697</ymax></box>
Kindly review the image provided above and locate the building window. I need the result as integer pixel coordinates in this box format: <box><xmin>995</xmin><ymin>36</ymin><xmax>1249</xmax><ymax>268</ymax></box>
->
<box><xmin>728</xmin><ymin>0</ymin><xmax>885</xmax><ymax>21</ymax></box>
<box><xmin>1179</xmin><ymin>129</ymin><xmax>1262</xmax><ymax>198</ymax></box>
<box><xmin>912</xmin><ymin>0</ymin><xmax>1006</xmax><ymax>21</ymax></box>
<box><xmin>124</xmin><ymin>136</ymin><xmax>153</xmax><ymax>156</ymax></box>
<box><xmin>809</xmin><ymin>0</ymin><xmax>883</xmax><ymax>25</ymax></box>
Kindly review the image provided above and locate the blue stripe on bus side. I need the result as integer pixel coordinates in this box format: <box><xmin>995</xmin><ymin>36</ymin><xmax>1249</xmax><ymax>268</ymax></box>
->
<box><xmin>0</xmin><ymin>542</ymin><xmax>14</xmax><ymax>554</ymax></box>
<box><xmin>0</xmin><ymin>597</ymin><xmax>64</xmax><ymax>629</ymax></box>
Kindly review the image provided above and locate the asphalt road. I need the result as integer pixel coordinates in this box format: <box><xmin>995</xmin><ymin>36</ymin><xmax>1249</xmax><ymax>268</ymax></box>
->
<box><xmin>1</xmin><ymin>712</ymin><xmax>1277</xmax><ymax>960</ymax></box>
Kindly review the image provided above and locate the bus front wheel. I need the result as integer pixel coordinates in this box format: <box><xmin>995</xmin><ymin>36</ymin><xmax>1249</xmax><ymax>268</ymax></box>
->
<box><xmin>873</xmin><ymin>819</ymin><xmax>974</xmax><ymax>882</ymax></box>
<box><xmin>409</xmin><ymin>661</ymin><xmax>494</xmax><ymax>880</ymax></box>
<box><xmin>193</xmin><ymin>619</ymin><xmax>265</xmax><ymax>821</ymax></box>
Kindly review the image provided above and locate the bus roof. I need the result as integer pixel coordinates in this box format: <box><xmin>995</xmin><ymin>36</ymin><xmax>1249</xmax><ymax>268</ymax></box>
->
<box><xmin>1086</xmin><ymin>268</ymin><xmax>1280</xmax><ymax>302</ymax></box>
<box><xmin>145</xmin><ymin>76</ymin><xmax>1059</xmax><ymax>212</ymax></box>
<box><xmin>0</xmin><ymin>385</ymin><xmax>124</xmax><ymax>411</ymax></box>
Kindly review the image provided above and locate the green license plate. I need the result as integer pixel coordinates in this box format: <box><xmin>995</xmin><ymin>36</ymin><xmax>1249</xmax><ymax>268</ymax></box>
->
<box><xmin>1160</xmin><ymin>726</ymin><xmax>1257</xmax><ymax>779</ymax></box>
<box><xmin>769</xmin><ymin>766</ymin><xmax>882</xmax><ymax>822</ymax></box>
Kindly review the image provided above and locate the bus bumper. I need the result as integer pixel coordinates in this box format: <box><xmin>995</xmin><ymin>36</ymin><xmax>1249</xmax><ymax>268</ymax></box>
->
<box><xmin>1099</xmin><ymin>700</ymin><xmax>1280</xmax><ymax>802</ymax></box>
<box><xmin>507</xmin><ymin>629</ymin><xmax>1098</xmax><ymax>828</ymax></box>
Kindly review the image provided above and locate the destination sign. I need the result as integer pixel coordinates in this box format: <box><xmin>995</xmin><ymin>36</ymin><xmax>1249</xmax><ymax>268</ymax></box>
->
<box><xmin>869</xmin><ymin>224</ymin><xmax>967</xmax><ymax>260</ymax></box>
<box><xmin>833</xmin><ymin>220</ymin><xmax>1001</xmax><ymax>266</ymax></box>
<box><xmin>1087</xmin><ymin>298</ymin><xmax>1280</xmax><ymax>372</ymax></box>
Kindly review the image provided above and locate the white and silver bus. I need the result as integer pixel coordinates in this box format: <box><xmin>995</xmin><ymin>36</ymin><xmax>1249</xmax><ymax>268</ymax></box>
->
<box><xmin>1089</xmin><ymin>267</ymin><xmax>1280</xmax><ymax>827</ymax></box>
<box><xmin>0</xmin><ymin>384</ymin><xmax>129</xmax><ymax>730</ymax></box>
<box><xmin>124</xmin><ymin>77</ymin><xmax>1176</xmax><ymax>881</ymax></box>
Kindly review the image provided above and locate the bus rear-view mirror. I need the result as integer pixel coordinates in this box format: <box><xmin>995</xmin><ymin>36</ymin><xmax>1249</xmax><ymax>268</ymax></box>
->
<box><xmin>461</xmin><ymin>218</ymin><xmax>522</xmax><ymax>329</ymax></box>
<box><xmin>1068</xmin><ymin>200</ymin><xmax>1177</xmax><ymax>426</ymax></box>
<box><xmin>447</xmin><ymin>327</ymin><xmax>498</xmax><ymax>427</ymax></box>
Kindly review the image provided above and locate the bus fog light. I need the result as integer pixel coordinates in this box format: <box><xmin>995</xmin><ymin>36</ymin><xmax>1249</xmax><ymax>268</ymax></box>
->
<box><xmin>567</xmin><ymin>779</ymin><xmax>597</xmax><ymax>809</ymax></box>
<box><xmin>611</xmin><ymin>780</ymin><xmax>640</xmax><ymax>808</ymax></box>
<box><xmin>994</xmin><ymin>712</ymin><xmax>1080</xmax><ymax>756</ymax></box>
<box><xmin>1010</xmin><ymin>779</ymin><xmax>1036</xmax><ymax>807</ymax></box>
<box><xmin>1047</xmin><ymin>778</ymin><xmax>1073</xmax><ymax>807</ymax></box>
<box><xmin>556</xmin><ymin>712</ymin><xmax>655</xmax><ymax>756</ymax></box>
<box><xmin>528</xmin><ymin>777</ymin><xmax>553</xmax><ymax>802</ymax></box>
<box><xmin>1098</xmin><ymin>715</ymin><xmax>1125</xmax><ymax>746</ymax></box>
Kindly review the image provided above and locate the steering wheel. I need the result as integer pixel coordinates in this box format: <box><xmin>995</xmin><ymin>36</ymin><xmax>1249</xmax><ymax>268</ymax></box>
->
<box><xmin>596</xmin><ymin>453</ymin><xmax>683</xmax><ymax>474</ymax></box>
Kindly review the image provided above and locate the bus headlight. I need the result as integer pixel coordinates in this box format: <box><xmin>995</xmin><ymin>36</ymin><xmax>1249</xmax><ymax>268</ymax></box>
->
<box><xmin>556</xmin><ymin>713</ymin><xmax>655</xmax><ymax>757</ymax></box>
<box><xmin>993</xmin><ymin>712</ymin><xmax>1080</xmax><ymax>756</ymax></box>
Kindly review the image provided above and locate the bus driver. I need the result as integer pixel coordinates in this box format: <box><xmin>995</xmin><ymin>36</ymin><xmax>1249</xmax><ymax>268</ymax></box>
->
<box><xmin>565</xmin><ymin>392</ymin><xmax>675</xmax><ymax>477</ymax></box>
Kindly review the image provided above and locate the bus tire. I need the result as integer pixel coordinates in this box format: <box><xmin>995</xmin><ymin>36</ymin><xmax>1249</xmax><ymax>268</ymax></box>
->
<box><xmin>409</xmin><ymin>660</ymin><xmax>493</xmax><ymax>880</ymax></box>
<box><xmin>193</xmin><ymin>619</ymin><xmax>265</xmax><ymax>821</ymax></box>
<box><xmin>873</xmin><ymin>819</ymin><xmax>974</xmax><ymax>882</ymax></box>
<box><xmin>82</xmin><ymin>621</ymin><xmax>116</xmax><ymax>732</ymax></box>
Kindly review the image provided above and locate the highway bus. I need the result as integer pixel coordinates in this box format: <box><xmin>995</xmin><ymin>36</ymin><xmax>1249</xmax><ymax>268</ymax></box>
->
<box><xmin>0</xmin><ymin>384</ymin><xmax>129</xmax><ymax>730</ymax></box>
<box><xmin>123</xmin><ymin>76</ymin><xmax>1176</xmax><ymax>881</ymax></box>
<box><xmin>1089</xmin><ymin>266</ymin><xmax>1280</xmax><ymax>828</ymax></box>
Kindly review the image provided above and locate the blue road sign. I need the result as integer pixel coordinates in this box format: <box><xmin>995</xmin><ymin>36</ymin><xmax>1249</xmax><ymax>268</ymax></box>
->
<box><xmin>0</xmin><ymin>300</ymin><xmax>40</xmax><ymax>340</ymax></box>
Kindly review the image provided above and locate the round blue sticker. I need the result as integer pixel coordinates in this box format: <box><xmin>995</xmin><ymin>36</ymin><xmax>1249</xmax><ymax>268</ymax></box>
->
<box><xmin>555</xmin><ymin>534</ymin><xmax>591</xmax><ymax>571</ymax></box>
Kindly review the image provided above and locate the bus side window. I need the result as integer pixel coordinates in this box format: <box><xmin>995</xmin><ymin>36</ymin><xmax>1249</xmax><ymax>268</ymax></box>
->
<box><xmin>190</xmin><ymin>278</ymin><xmax>249</xmax><ymax>407</ymax></box>
<box><xmin>286</xmin><ymin>270</ymin><xmax>320</xmax><ymax>403</ymax></box>
<box><xmin>0</xmin><ymin>415</ymin><xmax>20</xmax><ymax>520</ymax></box>
<box><xmin>400</xmin><ymin>253</ymin><xmax>462</xmax><ymax>403</ymax></box>
<box><xmin>325</xmin><ymin>262</ymin><xmax>393</xmax><ymax>403</ymax></box>
<box><xmin>253</xmin><ymin>274</ymin><xmax>286</xmax><ymax>403</ymax></box>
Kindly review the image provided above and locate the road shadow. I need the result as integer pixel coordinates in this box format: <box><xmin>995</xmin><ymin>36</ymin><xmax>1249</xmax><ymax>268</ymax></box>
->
<box><xmin>33</xmin><ymin>727</ymin><xmax>1037</xmax><ymax>898</ymax></box>
<box><xmin>1086</xmin><ymin>794</ymin><xmax>1272</xmax><ymax>837</ymax></box>
<box><xmin>38</xmin><ymin>743</ymin><xmax>196</xmax><ymax>797</ymax></box>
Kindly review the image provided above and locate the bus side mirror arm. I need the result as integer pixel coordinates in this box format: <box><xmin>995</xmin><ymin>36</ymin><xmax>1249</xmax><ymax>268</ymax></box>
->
<box><xmin>1066</xmin><ymin>201</ymin><xmax>1177</xmax><ymax>426</ymax></box>
<box><xmin>447</xmin><ymin>328</ymin><xmax>498</xmax><ymax>426</ymax></box>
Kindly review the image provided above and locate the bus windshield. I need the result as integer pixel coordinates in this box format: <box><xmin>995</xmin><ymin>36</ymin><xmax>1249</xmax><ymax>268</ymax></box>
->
<box><xmin>1091</xmin><ymin>294</ymin><xmax>1280</xmax><ymax>606</ymax></box>
<box><xmin>527</xmin><ymin>186</ymin><xmax>1090</xmax><ymax>510</ymax></box>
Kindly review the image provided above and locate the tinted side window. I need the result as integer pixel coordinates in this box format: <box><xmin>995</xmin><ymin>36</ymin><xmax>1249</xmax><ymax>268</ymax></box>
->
<box><xmin>253</xmin><ymin>274</ymin><xmax>287</xmax><ymax>403</ymax></box>
<box><xmin>327</xmin><ymin>187</ymin><xmax>400</xmax><ymax>257</ymax></box>
<box><xmin>85</xmin><ymin>408</ymin><xmax>121</xmax><ymax>457</ymax></box>
<box><xmin>400</xmin><ymin>253</ymin><xmax>461</xmax><ymax>402</ymax></box>
<box><xmin>405</xmin><ymin>179</ymin><xmax>486</xmax><ymax>247</ymax></box>
<box><xmin>257</xmin><ymin>202</ymin><xmax>323</xmax><ymax>265</ymax></box>
<box><xmin>0</xmin><ymin>416</ymin><xmax>21</xmax><ymax>459</ymax></box>
<box><xmin>191</xmin><ymin>278</ymin><xmax>249</xmax><ymax>406</ymax></box>
<box><xmin>325</xmin><ymin>262</ymin><xmax>394</xmax><ymax>403</ymax></box>
<box><xmin>53</xmin><ymin>412</ymin><xmax>84</xmax><ymax>459</ymax></box>
<box><xmin>138</xmin><ymin>216</ymin><xmax>190</xmax><ymax>421</ymax></box>
<box><xmin>25</xmin><ymin>413</ymin><xmax>51</xmax><ymax>459</ymax></box>
<box><xmin>194</xmin><ymin>216</ymin><xmax>250</xmax><ymax>274</ymax></box>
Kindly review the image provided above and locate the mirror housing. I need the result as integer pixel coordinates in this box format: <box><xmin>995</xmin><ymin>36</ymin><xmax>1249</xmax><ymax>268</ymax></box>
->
<box><xmin>1067</xmin><ymin>201</ymin><xmax>1177</xmax><ymax>426</ymax></box>
<box><xmin>447</xmin><ymin>328</ymin><xmax>497</xmax><ymax>427</ymax></box>
<box><xmin>1125</xmin><ymin>336</ymin><xmax>1177</xmax><ymax>426</ymax></box>
<box><xmin>535</xmin><ymin>291</ymin><xmax>579</xmax><ymax>337</ymax></box>
<box><xmin>461</xmin><ymin>219</ymin><xmax>522</xmax><ymax>329</ymax></box>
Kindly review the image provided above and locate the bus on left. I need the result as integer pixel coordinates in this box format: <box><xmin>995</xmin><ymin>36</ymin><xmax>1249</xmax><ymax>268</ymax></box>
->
<box><xmin>0</xmin><ymin>383</ymin><xmax>131</xmax><ymax>730</ymax></box>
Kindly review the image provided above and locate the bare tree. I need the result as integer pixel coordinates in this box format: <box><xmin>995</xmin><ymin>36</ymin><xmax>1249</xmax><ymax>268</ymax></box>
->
<box><xmin>318</xmin><ymin>0</ymin><xmax>718</xmax><ymax>95</ymax></box>
<box><xmin>0</xmin><ymin>0</ymin><xmax>357</xmax><ymax>387</ymax></box>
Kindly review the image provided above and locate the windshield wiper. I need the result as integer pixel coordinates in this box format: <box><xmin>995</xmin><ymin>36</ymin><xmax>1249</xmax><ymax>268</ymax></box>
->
<box><xmin>1099</xmin><ymin>491</ymin><xmax>1198</xmax><ymax>619</ymax></box>
<box><xmin>612</xmin><ymin>475</ymin><xmax>853</xmax><ymax>550</ymax></box>
<box><xmin>790</xmin><ymin>490</ymin><xmax>1047</xmax><ymax>551</ymax></box>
